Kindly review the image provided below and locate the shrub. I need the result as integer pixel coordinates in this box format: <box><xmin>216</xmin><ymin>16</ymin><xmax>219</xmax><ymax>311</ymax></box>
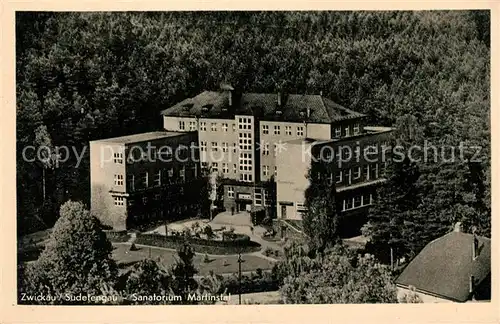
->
<box><xmin>263</xmin><ymin>247</ymin><xmax>274</xmax><ymax>257</ymax></box>
<box><xmin>220</xmin><ymin>271</ymin><xmax>279</xmax><ymax>294</ymax></box>
<box><xmin>203</xmin><ymin>253</ymin><xmax>210</xmax><ymax>263</ymax></box>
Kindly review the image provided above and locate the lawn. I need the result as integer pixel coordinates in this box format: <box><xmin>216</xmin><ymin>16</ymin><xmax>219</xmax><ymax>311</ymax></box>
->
<box><xmin>112</xmin><ymin>243</ymin><xmax>276</xmax><ymax>276</ymax></box>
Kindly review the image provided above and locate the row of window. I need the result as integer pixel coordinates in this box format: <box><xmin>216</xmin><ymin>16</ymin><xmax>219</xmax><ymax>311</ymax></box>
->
<box><xmin>262</xmin><ymin>125</ymin><xmax>305</xmax><ymax>136</ymax></box>
<box><xmin>115</xmin><ymin>167</ymin><xmax>189</xmax><ymax>190</ymax></box>
<box><xmin>330</xmin><ymin>163</ymin><xmax>386</xmax><ymax>186</ymax></box>
<box><xmin>342</xmin><ymin>193</ymin><xmax>374</xmax><ymax>211</ymax></box>
<box><xmin>334</xmin><ymin>124</ymin><xmax>361</xmax><ymax>138</ymax></box>
<box><xmin>178</xmin><ymin>119</ymin><xmax>361</xmax><ymax>139</ymax></box>
<box><xmin>113</xmin><ymin>190</ymin><xmax>187</xmax><ymax>207</ymax></box>
<box><xmin>262</xmin><ymin>165</ymin><xmax>277</xmax><ymax>177</ymax></box>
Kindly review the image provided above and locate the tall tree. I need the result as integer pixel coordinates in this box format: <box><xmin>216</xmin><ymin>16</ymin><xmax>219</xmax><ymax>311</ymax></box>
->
<box><xmin>171</xmin><ymin>243</ymin><xmax>198</xmax><ymax>304</ymax></box>
<box><xmin>302</xmin><ymin>161</ymin><xmax>340</xmax><ymax>253</ymax></box>
<box><xmin>21</xmin><ymin>200</ymin><xmax>118</xmax><ymax>304</ymax></box>
<box><xmin>280</xmin><ymin>244</ymin><xmax>398</xmax><ymax>303</ymax></box>
<box><xmin>363</xmin><ymin>156</ymin><xmax>421</xmax><ymax>262</ymax></box>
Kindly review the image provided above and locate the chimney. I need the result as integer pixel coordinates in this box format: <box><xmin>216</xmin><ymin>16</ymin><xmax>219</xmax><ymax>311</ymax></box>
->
<box><xmin>220</xmin><ymin>83</ymin><xmax>234</xmax><ymax>107</ymax></box>
<box><xmin>472</xmin><ymin>233</ymin><xmax>479</xmax><ymax>260</ymax></box>
<box><xmin>453</xmin><ymin>222</ymin><xmax>462</xmax><ymax>232</ymax></box>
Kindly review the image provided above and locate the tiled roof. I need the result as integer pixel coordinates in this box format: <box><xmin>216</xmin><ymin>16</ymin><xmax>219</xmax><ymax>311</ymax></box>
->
<box><xmin>91</xmin><ymin>131</ymin><xmax>190</xmax><ymax>144</ymax></box>
<box><xmin>395</xmin><ymin>231</ymin><xmax>491</xmax><ymax>302</ymax></box>
<box><xmin>161</xmin><ymin>91</ymin><xmax>366</xmax><ymax>123</ymax></box>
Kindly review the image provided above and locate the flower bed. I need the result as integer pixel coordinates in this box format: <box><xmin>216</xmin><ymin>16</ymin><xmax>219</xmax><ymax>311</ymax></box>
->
<box><xmin>135</xmin><ymin>233</ymin><xmax>261</xmax><ymax>255</ymax></box>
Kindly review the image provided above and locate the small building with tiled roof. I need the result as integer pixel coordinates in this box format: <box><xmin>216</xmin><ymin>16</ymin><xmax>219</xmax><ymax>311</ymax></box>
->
<box><xmin>396</xmin><ymin>223</ymin><xmax>491</xmax><ymax>303</ymax></box>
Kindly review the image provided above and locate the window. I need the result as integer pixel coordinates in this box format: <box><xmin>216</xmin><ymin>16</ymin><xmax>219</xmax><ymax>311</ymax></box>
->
<box><xmin>222</xmin><ymin>123</ymin><xmax>228</xmax><ymax>132</ymax></box>
<box><xmin>263</xmin><ymin>165</ymin><xmax>269</xmax><ymax>176</ymax></box>
<box><xmin>211</xmin><ymin>142</ymin><xmax>218</xmax><ymax>152</ymax></box>
<box><xmin>233</xmin><ymin>143</ymin><xmax>237</xmax><ymax>153</ymax></box>
<box><xmin>239</xmin><ymin>132</ymin><xmax>252</xmax><ymax>151</ymax></box>
<box><xmin>233</xmin><ymin>164</ymin><xmax>237</xmax><ymax>173</ymax></box>
<box><xmin>285</xmin><ymin>126</ymin><xmax>292</xmax><ymax>136</ymax></box>
<box><xmin>201</xmin><ymin>141</ymin><xmax>207</xmax><ymax>152</ymax></box>
<box><xmin>335</xmin><ymin>126</ymin><xmax>341</xmax><ymax>138</ymax></box>
<box><xmin>345</xmin><ymin>126</ymin><xmax>350</xmax><ymax>137</ymax></box>
<box><xmin>263</xmin><ymin>142</ymin><xmax>270</xmax><ymax>155</ymax></box>
<box><xmin>240</xmin><ymin>173</ymin><xmax>253</xmax><ymax>182</ymax></box>
<box><xmin>211</xmin><ymin>123</ymin><xmax>217</xmax><ymax>132</ymax></box>
<box><xmin>142</xmin><ymin>197</ymin><xmax>148</xmax><ymax>205</ymax></box>
<box><xmin>353</xmin><ymin>123</ymin><xmax>360</xmax><ymax>135</ymax></box>
<box><xmin>222</xmin><ymin>163</ymin><xmax>228</xmax><ymax>174</ymax></box>
<box><xmin>335</xmin><ymin>171</ymin><xmax>342</xmax><ymax>184</ymax></box>
<box><xmin>232</xmin><ymin>123</ymin><xmax>236</xmax><ymax>132</ymax></box>
<box><xmin>212</xmin><ymin>163</ymin><xmax>218</xmax><ymax>172</ymax></box>
<box><xmin>345</xmin><ymin>169</ymin><xmax>352</xmax><ymax>185</ymax></box>
<box><xmin>228</xmin><ymin>186</ymin><xmax>235</xmax><ymax>198</ymax></box>
<box><xmin>297</xmin><ymin>126</ymin><xmax>304</xmax><ymax>137</ymax></box>
<box><xmin>179</xmin><ymin>167</ymin><xmax>185</xmax><ymax>182</ymax></box>
<box><xmin>189</xmin><ymin>121</ymin><xmax>196</xmax><ymax>131</ymax></box>
<box><xmin>114</xmin><ymin>196</ymin><xmax>124</xmax><ymax>207</ymax></box>
<box><xmin>154</xmin><ymin>170</ymin><xmax>161</xmax><ymax>187</ymax></box>
<box><xmin>262</xmin><ymin>124</ymin><xmax>269</xmax><ymax>134</ymax></box>
<box><xmin>113</xmin><ymin>152</ymin><xmax>123</xmax><ymax>164</ymax></box>
<box><xmin>274</xmin><ymin>125</ymin><xmax>280</xmax><ymax>135</ymax></box>
<box><xmin>222</xmin><ymin>142</ymin><xmax>228</xmax><ymax>153</ymax></box>
<box><xmin>296</xmin><ymin>203</ymin><xmax>307</xmax><ymax>214</ymax></box>
<box><xmin>372</xmin><ymin>163</ymin><xmax>379</xmax><ymax>178</ymax></box>
<box><xmin>363</xmin><ymin>165</ymin><xmax>370</xmax><ymax>180</ymax></box>
<box><xmin>114</xmin><ymin>174</ymin><xmax>124</xmax><ymax>186</ymax></box>
<box><xmin>346</xmin><ymin>198</ymin><xmax>353</xmax><ymax>210</ymax></box>
<box><xmin>254</xmin><ymin>188</ymin><xmax>262</xmax><ymax>206</ymax></box>
<box><xmin>274</xmin><ymin>166</ymin><xmax>277</xmax><ymax>177</ymax></box>
<box><xmin>362</xmin><ymin>193</ymin><xmax>373</xmax><ymax>206</ymax></box>
<box><xmin>127</xmin><ymin>175</ymin><xmax>135</xmax><ymax>191</ymax></box>
<box><xmin>238</xmin><ymin>117</ymin><xmax>252</xmax><ymax>130</ymax></box>
<box><xmin>239</xmin><ymin>153</ymin><xmax>252</xmax><ymax>171</ymax></box>
<box><xmin>273</xmin><ymin>144</ymin><xmax>278</xmax><ymax>157</ymax></box>
<box><xmin>143</xmin><ymin>172</ymin><xmax>149</xmax><ymax>188</ymax></box>
<box><xmin>179</xmin><ymin>121</ymin><xmax>185</xmax><ymax>130</ymax></box>
<box><xmin>200</xmin><ymin>122</ymin><xmax>207</xmax><ymax>131</ymax></box>
<box><xmin>168</xmin><ymin>168</ymin><xmax>173</xmax><ymax>178</ymax></box>
<box><xmin>354</xmin><ymin>196</ymin><xmax>362</xmax><ymax>208</ymax></box>
<box><xmin>353</xmin><ymin>167</ymin><xmax>361</xmax><ymax>179</ymax></box>
<box><xmin>327</xmin><ymin>172</ymin><xmax>333</xmax><ymax>185</ymax></box>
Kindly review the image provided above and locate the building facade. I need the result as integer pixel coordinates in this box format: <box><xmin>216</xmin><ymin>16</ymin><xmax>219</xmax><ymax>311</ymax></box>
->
<box><xmin>90</xmin><ymin>131</ymin><xmax>199</xmax><ymax>230</ymax></box>
<box><xmin>160</xmin><ymin>85</ymin><xmax>390</xmax><ymax>235</ymax></box>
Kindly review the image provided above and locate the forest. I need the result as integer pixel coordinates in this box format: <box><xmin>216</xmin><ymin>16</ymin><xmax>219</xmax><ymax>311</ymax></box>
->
<box><xmin>16</xmin><ymin>10</ymin><xmax>490</xmax><ymax>249</ymax></box>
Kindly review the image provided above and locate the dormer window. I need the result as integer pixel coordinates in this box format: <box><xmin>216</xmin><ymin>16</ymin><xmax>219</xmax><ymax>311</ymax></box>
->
<box><xmin>201</xmin><ymin>104</ymin><xmax>213</xmax><ymax>113</ymax></box>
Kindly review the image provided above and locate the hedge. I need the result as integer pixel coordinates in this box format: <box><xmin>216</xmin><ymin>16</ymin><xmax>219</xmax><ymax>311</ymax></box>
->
<box><xmin>135</xmin><ymin>233</ymin><xmax>261</xmax><ymax>255</ymax></box>
<box><xmin>104</xmin><ymin>230</ymin><xmax>131</xmax><ymax>243</ymax></box>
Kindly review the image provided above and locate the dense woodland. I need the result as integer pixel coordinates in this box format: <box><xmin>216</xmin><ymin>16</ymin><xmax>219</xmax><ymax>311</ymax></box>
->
<box><xmin>17</xmin><ymin>10</ymin><xmax>490</xmax><ymax>256</ymax></box>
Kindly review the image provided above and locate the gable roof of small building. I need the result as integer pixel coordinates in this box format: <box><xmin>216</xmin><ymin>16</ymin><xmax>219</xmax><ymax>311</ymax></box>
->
<box><xmin>160</xmin><ymin>91</ymin><xmax>366</xmax><ymax>123</ymax></box>
<box><xmin>395</xmin><ymin>231</ymin><xmax>491</xmax><ymax>302</ymax></box>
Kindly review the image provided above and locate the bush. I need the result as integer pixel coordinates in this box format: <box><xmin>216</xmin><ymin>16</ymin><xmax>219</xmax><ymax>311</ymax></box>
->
<box><xmin>134</xmin><ymin>233</ymin><xmax>261</xmax><ymax>255</ymax></box>
<box><xmin>220</xmin><ymin>271</ymin><xmax>279</xmax><ymax>294</ymax></box>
